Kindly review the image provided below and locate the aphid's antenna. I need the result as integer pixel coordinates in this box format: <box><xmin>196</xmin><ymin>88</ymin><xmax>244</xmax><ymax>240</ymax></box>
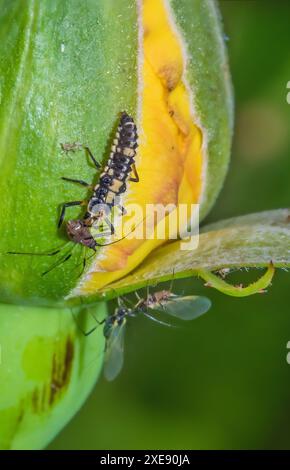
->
<box><xmin>7</xmin><ymin>242</ymin><xmax>71</xmax><ymax>257</ymax></box>
<box><xmin>146</xmin><ymin>281</ymin><xmax>150</xmax><ymax>300</ymax></box>
<box><xmin>95</xmin><ymin>216</ymin><xmax>146</xmax><ymax>248</ymax></box>
<box><xmin>169</xmin><ymin>268</ymin><xmax>175</xmax><ymax>294</ymax></box>
<box><xmin>42</xmin><ymin>221</ymin><xmax>135</xmax><ymax>274</ymax></box>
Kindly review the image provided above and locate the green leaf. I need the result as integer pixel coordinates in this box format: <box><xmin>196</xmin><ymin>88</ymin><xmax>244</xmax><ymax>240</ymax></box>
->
<box><xmin>0</xmin><ymin>302</ymin><xmax>106</xmax><ymax>449</ymax></box>
<box><xmin>170</xmin><ymin>0</ymin><xmax>234</xmax><ymax>219</ymax></box>
<box><xmin>0</xmin><ymin>0</ymin><xmax>138</xmax><ymax>305</ymax></box>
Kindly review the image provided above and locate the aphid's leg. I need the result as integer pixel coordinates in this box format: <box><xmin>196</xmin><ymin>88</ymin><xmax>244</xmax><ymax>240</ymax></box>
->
<box><xmin>84</xmin><ymin>326</ymin><xmax>98</xmax><ymax>336</ymax></box>
<box><xmin>41</xmin><ymin>244</ymin><xmax>77</xmax><ymax>276</ymax></box>
<box><xmin>115</xmin><ymin>294</ymin><xmax>134</xmax><ymax>310</ymax></box>
<box><xmin>77</xmin><ymin>253</ymin><xmax>87</xmax><ymax>278</ymax></box>
<box><xmin>84</xmin><ymin>146</ymin><xmax>101</xmax><ymax>169</ymax></box>
<box><xmin>122</xmin><ymin>297</ymin><xmax>135</xmax><ymax>308</ymax></box>
<box><xmin>42</xmin><ymin>253</ymin><xmax>72</xmax><ymax>276</ymax></box>
<box><xmin>117</xmin><ymin>205</ymin><xmax>127</xmax><ymax>216</ymax></box>
<box><xmin>92</xmin><ymin>231</ymin><xmax>113</xmax><ymax>240</ymax></box>
<box><xmin>70</xmin><ymin>248</ymin><xmax>93</xmax><ymax>278</ymax></box>
<box><xmin>90</xmin><ymin>311</ymin><xmax>103</xmax><ymax>324</ymax></box>
<box><xmin>133</xmin><ymin>291</ymin><xmax>144</xmax><ymax>310</ymax></box>
<box><xmin>71</xmin><ymin>310</ymin><xmax>104</xmax><ymax>337</ymax></box>
<box><xmin>146</xmin><ymin>283</ymin><xmax>150</xmax><ymax>301</ymax></box>
<box><xmin>157</xmin><ymin>301</ymin><xmax>166</xmax><ymax>312</ymax></box>
<box><xmin>135</xmin><ymin>291</ymin><xmax>141</xmax><ymax>301</ymax></box>
<box><xmin>169</xmin><ymin>268</ymin><xmax>175</xmax><ymax>294</ymax></box>
<box><xmin>103</xmin><ymin>216</ymin><xmax>115</xmax><ymax>235</ymax></box>
<box><xmin>112</xmin><ymin>195</ymin><xmax>126</xmax><ymax>216</ymax></box>
<box><xmin>129</xmin><ymin>164</ymin><xmax>139</xmax><ymax>183</ymax></box>
<box><xmin>58</xmin><ymin>200</ymin><xmax>86</xmax><ymax>228</ymax></box>
<box><xmin>117</xmin><ymin>296</ymin><xmax>128</xmax><ymax>307</ymax></box>
<box><xmin>61</xmin><ymin>176</ymin><xmax>92</xmax><ymax>188</ymax></box>
<box><xmin>110</xmin><ymin>288</ymin><xmax>121</xmax><ymax>303</ymax></box>
<box><xmin>119</xmin><ymin>297</ymin><xmax>138</xmax><ymax>317</ymax></box>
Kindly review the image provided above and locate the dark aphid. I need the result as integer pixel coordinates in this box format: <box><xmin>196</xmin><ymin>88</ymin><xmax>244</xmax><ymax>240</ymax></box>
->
<box><xmin>76</xmin><ymin>302</ymin><xmax>135</xmax><ymax>381</ymax></box>
<box><xmin>104</xmin><ymin>291</ymin><xmax>211</xmax><ymax>380</ymax></box>
<box><xmin>102</xmin><ymin>305</ymin><xmax>134</xmax><ymax>381</ymax></box>
<box><xmin>59</xmin><ymin>111</ymin><xmax>139</xmax><ymax>251</ymax></box>
<box><xmin>82</xmin><ymin>288</ymin><xmax>211</xmax><ymax>381</ymax></box>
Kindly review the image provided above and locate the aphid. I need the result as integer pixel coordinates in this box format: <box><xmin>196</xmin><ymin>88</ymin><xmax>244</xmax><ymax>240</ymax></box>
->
<box><xmin>134</xmin><ymin>289</ymin><xmax>212</xmax><ymax>322</ymax></box>
<box><xmin>7</xmin><ymin>112</ymin><xmax>139</xmax><ymax>275</ymax></box>
<box><xmin>60</xmin><ymin>142</ymin><xmax>83</xmax><ymax>154</ymax></box>
<box><xmin>82</xmin><ymin>288</ymin><xmax>211</xmax><ymax>381</ymax></box>
<box><xmin>58</xmin><ymin>111</ymin><xmax>139</xmax><ymax>250</ymax></box>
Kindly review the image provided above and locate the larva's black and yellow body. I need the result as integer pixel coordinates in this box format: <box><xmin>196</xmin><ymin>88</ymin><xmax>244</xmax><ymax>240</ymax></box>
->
<box><xmin>85</xmin><ymin>112</ymin><xmax>138</xmax><ymax>221</ymax></box>
<box><xmin>60</xmin><ymin>112</ymin><xmax>139</xmax><ymax>251</ymax></box>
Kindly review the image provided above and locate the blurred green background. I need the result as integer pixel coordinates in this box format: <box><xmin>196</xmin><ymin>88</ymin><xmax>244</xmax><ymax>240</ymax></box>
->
<box><xmin>49</xmin><ymin>0</ymin><xmax>290</xmax><ymax>450</ymax></box>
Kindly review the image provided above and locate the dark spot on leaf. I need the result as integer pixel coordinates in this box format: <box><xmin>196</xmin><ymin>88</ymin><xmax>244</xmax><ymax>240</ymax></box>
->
<box><xmin>16</xmin><ymin>407</ymin><xmax>24</xmax><ymax>425</ymax></box>
<box><xmin>49</xmin><ymin>336</ymin><xmax>74</xmax><ymax>406</ymax></box>
<box><xmin>27</xmin><ymin>336</ymin><xmax>75</xmax><ymax>414</ymax></box>
<box><xmin>31</xmin><ymin>388</ymin><xmax>39</xmax><ymax>412</ymax></box>
<box><xmin>31</xmin><ymin>385</ymin><xmax>48</xmax><ymax>414</ymax></box>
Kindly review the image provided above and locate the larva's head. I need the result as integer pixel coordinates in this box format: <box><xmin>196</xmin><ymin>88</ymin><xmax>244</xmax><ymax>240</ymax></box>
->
<box><xmin>66</xmin><ymin>220</ymin><xmax>96</xmax><ymax>251</ymax></box>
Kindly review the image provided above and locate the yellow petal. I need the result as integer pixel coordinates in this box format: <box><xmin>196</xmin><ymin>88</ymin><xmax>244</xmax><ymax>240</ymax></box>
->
<box><xmin>71</xmin><ymin>0</ymin><xmax>232</xmax><ymax>297</ymax></box>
